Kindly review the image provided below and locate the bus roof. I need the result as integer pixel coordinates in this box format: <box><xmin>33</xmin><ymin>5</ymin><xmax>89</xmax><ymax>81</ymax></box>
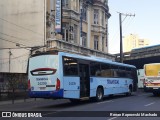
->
<box><xmin>30</xmin><ymin>51</ymin><xmax>136</xmax><ymax>69</ymax></box>
<box><xmin>59</xmin><ymin>52</ymin><xmax>136</xmax><ymax>69</ymax></box>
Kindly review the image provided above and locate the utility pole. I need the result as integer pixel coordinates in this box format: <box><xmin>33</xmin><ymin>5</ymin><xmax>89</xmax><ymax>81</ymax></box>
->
<box><xmin>9</xmin><ymin>49</ymin><xmax>12</xmax><ymax>72</ymax></box>
<box><xmin>118</xmin><ymin>12</ymin><xmax>135</xmax><ymax>63</ymax></box>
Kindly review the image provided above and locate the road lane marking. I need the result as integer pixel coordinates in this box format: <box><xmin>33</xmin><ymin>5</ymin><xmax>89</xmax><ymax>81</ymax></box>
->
<box><xmin>107</xmin><ymin>117</ymin><xmax>117</xmax><ymax>120</ymax></box>
<box><xmin>144</xmin><ymin>102</ymin><xmax>155</xmax><ymax>107</ymax></box>
<box><xmin>97</xmin><ymin>100</ymin><xmax>114</xmax><ymax>104</ymax></box>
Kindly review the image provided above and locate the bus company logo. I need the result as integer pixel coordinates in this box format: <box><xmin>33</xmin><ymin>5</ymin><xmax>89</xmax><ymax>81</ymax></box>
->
<box><xmin>36</xmin><ymin>78</ymin><xmax>48</xmax><ymax>81</ymax></box>
<box><xmin>107</xmin><ymin>80</ymin><xmax>119</xmax><ymax>84</ymax></box>
<box><xmin>2</xmin><ymin>112</ymin><xmax>11</xmax><ymax>117</ymax></box>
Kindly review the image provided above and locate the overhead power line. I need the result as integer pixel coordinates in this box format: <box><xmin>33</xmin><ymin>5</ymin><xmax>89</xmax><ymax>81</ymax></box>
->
<box><xmin>0</xmin><ymin>17</ymin><xmax>43</xmax><ymax>37</ymax></box>
<box><xmin>123</xmin><ymin>17</ymin><xmax>135</xmax><ymax>34</ymax></box>
<box><xmin>0</xmin><ymin>52</ymin><xmax>29</xmax><ymax>61</ymax></box>
<box><xmin>0</xmin><ymin>37</ymin><xmax>28</xmax><ymax>47</ymax></box>
<box><xmin>0</xmin><ymin>32</ymin><xmax>41</xmax><ymax>43</ymax></box>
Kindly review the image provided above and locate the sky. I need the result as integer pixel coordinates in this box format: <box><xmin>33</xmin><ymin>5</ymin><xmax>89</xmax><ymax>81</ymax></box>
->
<box><xmin>108</xmin><ymin>0</ymin><xmax>160</xmax><ymax>54</ymax></box>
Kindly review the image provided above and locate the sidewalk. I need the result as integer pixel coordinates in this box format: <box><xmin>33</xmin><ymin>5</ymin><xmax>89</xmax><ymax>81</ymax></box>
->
<box><xmin>0</xmin><ymin>98</ymin><xmax>44</xmax><ymax>106</ymax></box>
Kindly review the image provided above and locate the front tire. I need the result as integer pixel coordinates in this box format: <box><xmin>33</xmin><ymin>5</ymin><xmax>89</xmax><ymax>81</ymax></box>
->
<box><xmin>153</xmin><ymin>92</ymin><xmax>159</xmax><ymax>96</ymax></box>
<box><xmin>96</xmin><ymin>87</ymin><xmax>104</xmax><ymax>102</ymax></box>
<box><xmin>126</xmin><ymin>86</ymin><xmax>132</xmax><ymax>96</ymax></box>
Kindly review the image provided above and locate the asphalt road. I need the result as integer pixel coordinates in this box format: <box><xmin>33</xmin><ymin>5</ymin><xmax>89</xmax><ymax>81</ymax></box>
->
<box><xmin>0</xmin><ymin>90</ymin><xmax>160</xmax><ymax>120</ymax></box>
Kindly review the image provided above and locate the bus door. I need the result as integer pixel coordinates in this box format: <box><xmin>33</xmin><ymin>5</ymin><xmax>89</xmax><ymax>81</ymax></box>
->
<box><xmin>79</xmin><ymin>64</ymin><xmax>90</xmax><ymax>98</ymax></box>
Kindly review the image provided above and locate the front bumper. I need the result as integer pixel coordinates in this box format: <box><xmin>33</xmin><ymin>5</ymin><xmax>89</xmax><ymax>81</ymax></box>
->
<box><xmin>144</xmin><ymin>86</ymin><xmax>160</xmax><ymax>92</ymax></box>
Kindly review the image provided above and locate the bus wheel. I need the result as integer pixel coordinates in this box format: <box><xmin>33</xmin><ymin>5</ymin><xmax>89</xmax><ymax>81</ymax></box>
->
<box><xmin>96</xmin><ymin>87</ymin><xmax>103</xmax><ymax>102</ymax></box>
<box><xmin>126</xmin><ymin>86</ymin><xmax>132</xmax><ymax>96</ymax></box>
<box><xmin>153</xmin><ymin>92</ymin><xmax>158</xmax><ymax>96</ymax></box>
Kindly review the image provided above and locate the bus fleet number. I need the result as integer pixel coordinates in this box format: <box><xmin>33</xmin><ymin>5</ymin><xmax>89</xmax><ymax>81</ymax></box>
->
<box><xmin>69</xmin><ymin>82</ymin><xmax>76</xmax><ymax>85</ymax></box>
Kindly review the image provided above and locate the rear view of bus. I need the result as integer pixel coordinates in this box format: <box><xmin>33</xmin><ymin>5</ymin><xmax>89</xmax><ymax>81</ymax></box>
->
<box><xmin>144</xmin><ymin>63</ymin><xmax>160</xmax><ymax>96</ymax></box>
<box><xmin>28</xmin><ymin>53</ymin><xmax>63</xmax><ymax>98</ymax></box>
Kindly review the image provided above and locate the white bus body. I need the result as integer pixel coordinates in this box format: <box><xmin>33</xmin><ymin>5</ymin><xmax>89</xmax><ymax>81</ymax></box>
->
<box><xmin>28</xmin><ymin>52</ymin><xmax>137</xmax><ymax>101</ymax></box>
<box><xmin>137</xmin><ymin>69</ymin><xmax>144</xmax><ymax>88</ymax></box>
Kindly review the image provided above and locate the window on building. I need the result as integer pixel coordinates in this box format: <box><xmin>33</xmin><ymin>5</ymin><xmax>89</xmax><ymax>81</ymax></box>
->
<box><xmin>94</xmin><ymin>9</ymin><xmax>99</xmax><ymax>24</ymax></box>
<box><xmin>94</xmin><ymin>35</ymin><xmax>99</xmax><ymax>50</ymax></box>
<box><xmin>62</xmin><ymin>0</ymin><xmax>69</xmax><ymax>8</ymax></box>
<box><xmin>67</xmin><ymin>24</ymin><xmax>78</xmax><ymax>43</ymax></box>
<box><xmin>62</xmin><ymin>23</ymin><xmax>69</xmax><ymax>42</ymax></box>
<box><xmin>69</xmin><ymin>25</ymin><xmax>74</xmax><ymax>42</ymax></box>
<box><xmin>102</xmin><ymin>11</ymin><xmax>104</xmax><ymax>26</ymax></box>
<box><xmin>82</xmin><ymin>32</ymin><xmax>87</xmax><ymax>47</ymax></box>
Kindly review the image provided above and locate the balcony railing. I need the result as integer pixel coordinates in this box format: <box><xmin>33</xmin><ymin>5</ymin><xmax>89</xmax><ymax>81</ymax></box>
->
<box><xmin>63</xmin><ymin>9</ymin><xmax>80</xmax><ymax>21</ymax></box>
<box><xmin>91</xmin><ymin>25</ymin><xmax>107</xmax><ymax>34</ymax></box>
<box><xmin>46</xmin><ymin>39</ymin><xmax>115</xmax><ymax>61</ymax></box>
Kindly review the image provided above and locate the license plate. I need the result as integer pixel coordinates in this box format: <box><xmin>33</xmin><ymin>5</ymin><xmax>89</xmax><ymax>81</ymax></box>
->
<box><xmin>153</xmin><ymin>88</ymin><xmax>158</xmax><ymax>89</ymax></box>
<box><xmin>39</xmin><ymin>87</ymin><xmax>46</xmax><ymax>90</ymax></box>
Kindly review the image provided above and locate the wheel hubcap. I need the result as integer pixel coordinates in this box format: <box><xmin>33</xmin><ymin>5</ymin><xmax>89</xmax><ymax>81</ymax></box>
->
<box><xmin>98</xmin><ymin>91</ymin><xmax>102</xmax><ymax>99</ymax></box>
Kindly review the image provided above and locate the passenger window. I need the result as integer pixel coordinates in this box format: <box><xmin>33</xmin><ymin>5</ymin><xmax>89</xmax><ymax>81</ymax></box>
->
<box><xmin>90</xmin><ymin>62</ymin><xmax>101</xmax><ymax>76</ymax></box>
<box><xmin>63</xmin><ymin>57</ymin><xmax>78</xmax><ymax>76</ymax></box>
<box><xmin>101</xmin><ymin>63</ymin><xmax>112</xmax><ymax>77</ymax></box>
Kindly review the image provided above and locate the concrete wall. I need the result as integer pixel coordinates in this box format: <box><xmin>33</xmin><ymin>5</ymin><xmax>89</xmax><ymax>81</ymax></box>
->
<box><xmin>0</xmin><ymin>0</ymin><xmax>46</xmax><ymax>73</ymax></box>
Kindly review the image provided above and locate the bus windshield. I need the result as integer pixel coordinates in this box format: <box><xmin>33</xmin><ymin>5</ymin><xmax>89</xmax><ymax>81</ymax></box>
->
<box><xmin>145</xmin><ymin>64</ymin><xmax>160</xmax><ymax>76</ymax></box>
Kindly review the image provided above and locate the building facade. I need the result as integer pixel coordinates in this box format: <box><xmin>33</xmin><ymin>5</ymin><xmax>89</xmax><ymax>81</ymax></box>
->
<box><xmin>0</xmin><ymin>0</ymin><xmax>47</xmax><ymax>98</ymax></box>
<box><xmin>46</xmin><ymin>0</ymin><xmax>112</xmax><ymax>55</ymax></box>
<box><xmin>0</xmin><ymin>0</ymin><xmax>113</xmax><ymax>99</ymax></box>
<box><xmin>0</xmin><ymin>0</ymin><xmax>46</xmax><ymax>74</ymax></box>
<box><xmin>0</xmin><ymin>0</ymin><xmax>113</xmax><ymax>75</ymax></box>
<box><xmin>123</xmin><ymin>34</ymin><xmax>150</xmax><ymax>52</ymax></box>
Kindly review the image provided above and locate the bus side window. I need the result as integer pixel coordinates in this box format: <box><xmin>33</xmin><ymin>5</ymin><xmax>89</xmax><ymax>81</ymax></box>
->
<box><xmin>110</xmin><ymin>65</ymin><xmax>119</xmax><ymax>77</ymax></box>
<box><xmin>101</xmin><ymin>63</ymin><xmax>112</xmax><ymax>77</ymax></box>
<box><xmin>125</xmin><ymin>68</ymin><xmax>134</xmax><ymax>79</ymax></box>
<box><xmin>90</xmin><ymin>62</ymin><xmax>101</xmax><ymax>76</ymax></box>
<box><xmin>63</xmin><ymin>57</ymin><xmax>78</xmax><ymax>76</ymax></box>
<box><xmin>117</xmin><ymin>66</ymin><xmax>127</xmax><ymax>78</ymax></box>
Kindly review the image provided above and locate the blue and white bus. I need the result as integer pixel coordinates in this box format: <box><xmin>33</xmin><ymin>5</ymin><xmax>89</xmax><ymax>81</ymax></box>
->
<box><xmin>28</xmin><ymin>51</ymin><xmax>138</xmax><ymax>102</ymax></box>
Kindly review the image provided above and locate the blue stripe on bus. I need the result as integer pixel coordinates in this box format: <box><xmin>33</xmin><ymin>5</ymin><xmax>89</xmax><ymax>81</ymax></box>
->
<box><xmin>29</xmin><ymin>89</ymin><xmax>63</xmax><ymax>98</ymax></box>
